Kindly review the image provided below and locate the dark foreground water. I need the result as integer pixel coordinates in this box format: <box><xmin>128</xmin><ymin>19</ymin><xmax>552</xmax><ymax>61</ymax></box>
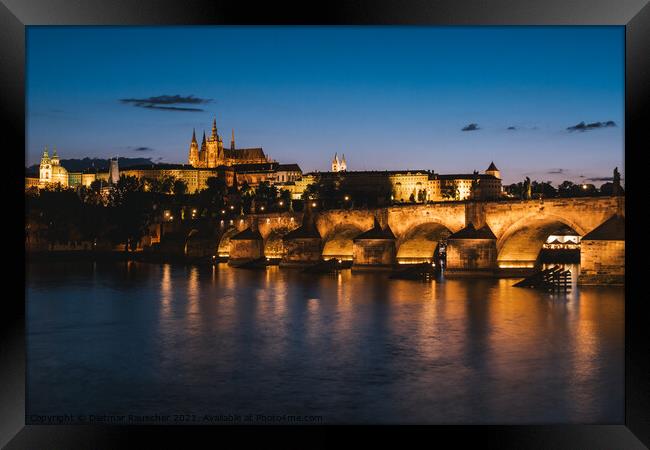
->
<box><xmin>26</xmin><ymin>262</ymin><xmax>624</xmax><ymax>424</ymax></box>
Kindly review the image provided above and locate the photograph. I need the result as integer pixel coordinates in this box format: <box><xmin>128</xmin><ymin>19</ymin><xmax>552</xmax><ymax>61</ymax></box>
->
<box><xmin>23</xmin><ymin>25</ymin><xmax>626</xmax><ymax>427</ymax></box>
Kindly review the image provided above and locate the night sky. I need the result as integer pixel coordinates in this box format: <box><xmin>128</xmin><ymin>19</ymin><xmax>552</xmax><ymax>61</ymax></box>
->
<box><xmin>26</xmin><ymin>26</ymin><xmax>624</xmax><ymax>185</ymax></box>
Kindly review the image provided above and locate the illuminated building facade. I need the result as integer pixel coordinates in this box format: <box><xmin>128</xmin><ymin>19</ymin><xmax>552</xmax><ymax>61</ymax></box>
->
<box><xmin>188</xmin><ymin>119</ymin><xmax>269</xmax><ymax>168</ymax></box>
<box><xmin>38</xmin><ymin>146</ymin><xmax>69</xmax><ymax>187</ymax></box>
<box><xmin>331</xmin><ymin>153</ymin><xmax>347</xmax><ymax>172</ymax></box>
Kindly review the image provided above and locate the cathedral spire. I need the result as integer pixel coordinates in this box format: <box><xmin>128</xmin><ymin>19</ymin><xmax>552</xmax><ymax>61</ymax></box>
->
<box><xmin>230</xmin><ymin>128</ymin><xmax>235</xmax><ymax>150</ymax></box>
<box><xmin>331</xmin><ymin>153</ymin><xmax>339</xmax><ymax>172</ymax></box>
<box><xmin>42</xmin><ymin>145</ymin><xmax>49</xmax><ymax>158</ymax></box>
<box><xmin>191</xmin><ymin>128</ymin><xmax>197</xmax><ymax>143</ymax></box>
<box><xmin>211</xmin><ymin>118</ymin><xmax>217</xmax><ymax>139</ymax></box>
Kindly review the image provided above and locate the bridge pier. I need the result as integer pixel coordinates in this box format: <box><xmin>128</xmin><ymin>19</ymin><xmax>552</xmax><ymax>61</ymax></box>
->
<box><xmin>279</xmin><ymin>211</ymin><xmax>323</xmax><ymax>267</ymax></box>
<box><xmin>351</xmin><ymin>219</ymin><xmax>396</xmax><ymax>271</ymax></box>
<box><xmin>578</xmin><ymin>214</ymin><xmax>625</xmax><ymax>285</ymax></box>
<box><xmin>228</xmin><ymin>227</ymin><xmax>264</xmax><ymax>264</ymax></box>
<box><xmin>445</xmin><ymin>224</ymin><xmax>498</xmax><ymax>276</ymax></box>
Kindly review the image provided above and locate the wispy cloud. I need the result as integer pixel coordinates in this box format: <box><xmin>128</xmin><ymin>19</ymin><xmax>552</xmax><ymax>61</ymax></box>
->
<box><xmin>586</xmin><ymin>176</ymin><xmax>614</xmax><ymax>182</ymax></box>
<box><xmin>547</xmin><ymin>168</ymin><xmax>565</xmax><ymax>174</ymax></box>
<box><xmin>507</xmin><ymin>126</ymin><xmax>516</xmax><ymax>130</ymax></box>
<box><xmin>132</xmin><ymin>146</ymin><xmax>154</xmax><ymax>152</ymax></box>
<box><xmin>567</xmin><ymin>120</ymin><xmax>616</xmax><ymax>132</ymax></box>
<box><xmin>461</xmin><ymin>123</ymin><xmax>480</xmax><ymax>132</ymax></box>
<box><xmin>120</xmin><ymin>94</ymin><xmax>212</xmax><ymax>112</ymax></box>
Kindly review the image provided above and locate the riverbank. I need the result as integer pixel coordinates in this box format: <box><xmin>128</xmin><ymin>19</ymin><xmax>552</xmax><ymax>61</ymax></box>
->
<box><xmin>24</xmin><ymin>251</ymin><xmax>623</xmax><ymax>285</ymax></box>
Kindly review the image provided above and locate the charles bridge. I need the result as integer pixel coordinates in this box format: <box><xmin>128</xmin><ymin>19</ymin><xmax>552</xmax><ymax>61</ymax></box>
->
<box><xmin>171</xmin><ymin>196</ymin><xmax>624</xmax><ymax>283</ymax></box>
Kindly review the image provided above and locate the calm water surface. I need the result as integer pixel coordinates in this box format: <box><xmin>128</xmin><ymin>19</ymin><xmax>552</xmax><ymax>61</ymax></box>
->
<box><xmin>26</xmin><ymin>262</ymin><xmax>623</xmax><ymax>424</ymax></box>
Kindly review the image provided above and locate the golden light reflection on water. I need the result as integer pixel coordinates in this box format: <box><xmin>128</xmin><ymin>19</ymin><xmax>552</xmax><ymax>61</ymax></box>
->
<box><xmin>147</xmin><ymin>264</ymin><xmax>622</xmax><ymax>423</ymax></box>
<box><xmin>160</xmin><ymin>264</ymin><xmax>172</xmax><ymax>317</ymax></box>
<box><xmin>186</xmin><ymin>267</ymin><xmax>200</xmax><ymax>334</ymax></box>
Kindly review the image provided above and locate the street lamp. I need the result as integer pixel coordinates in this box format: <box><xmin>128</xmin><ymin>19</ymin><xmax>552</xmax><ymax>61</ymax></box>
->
<box><xmin>279</xmin><ymin>201</ymin><xmax>284</xmax><ymax>206</ymax></box>
<box><xmin>311</xmin><ymin>202</ymin><xmax>317</xmax><ymax>208</ymax></box>
<box><xmin>260</xmin><ymin>206</ymin><xmax>265</xmax><ymax>211</ymax></box>
<box><xmin>344</xmin><ymin>195</ymin><xmax>350</xmax><ymax>201</ymax></box>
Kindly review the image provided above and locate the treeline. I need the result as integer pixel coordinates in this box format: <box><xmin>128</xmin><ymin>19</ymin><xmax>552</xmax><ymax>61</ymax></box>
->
<box><xmin>25</xmin><ymin>175</ymin><xmax>294</xmax><ymax>252</ymax></box>
<box><xmin>504</xmin><ymin>179</ymin><xmax>624</xmax><ymax>199</ymax></box>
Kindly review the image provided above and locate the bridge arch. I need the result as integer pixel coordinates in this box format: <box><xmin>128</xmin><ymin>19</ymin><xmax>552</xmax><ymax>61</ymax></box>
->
<box><xmin>322</xmin><ymin>224</ymin><xmax>365</xmax><ymax>261</ymax></box>
<box><xmin>183</xmin><ymin>228</ymin><xmax>200</xmax><ymax>256</ymax></box>
<box><xmin>396</xmin><ymin>222</ymin><xmax>452</xmax><ymax>263</ymax></box>
<box><xmin>217</xmin><ymin>227</ymin><xmax>241</xmax><ymax>258</ymax></box>
<box><xmin>496</xmin><ymin>213</ymin><xmax>586</xmax><ymax>268</ymax></box>
<box><xmin>264</xmin><ymin>227</ymin><xmax>291</xmax><ymax>259</ymax></box>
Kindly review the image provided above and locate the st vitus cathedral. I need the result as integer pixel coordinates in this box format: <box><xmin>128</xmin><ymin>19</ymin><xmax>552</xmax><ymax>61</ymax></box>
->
<box><xmin>188</xmin><ymin>118</ymin><xmax>270</xmax><ymax>168</ymax></box>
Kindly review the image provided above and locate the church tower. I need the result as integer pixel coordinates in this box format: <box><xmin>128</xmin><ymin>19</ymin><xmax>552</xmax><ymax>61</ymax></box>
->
<box><xmin>331</xmin><ymin>153</ymin><xmax>339</xmax><ymax>172</ymax></box>
<box><xmin>39</xmin><ymin>146</ymin><xmax>51</xmax><ymax>184</ymax></box>
<box><xmin>340</xmin><ymin>154</ymin><xmax>347</xmax><ymax>171</ymax></box>
<box><xmin>206</xmin><ymin>118</ymin><xmax>219</xmax><ymax>167</ymax></box>
<box><xmin>50</xmin><ymin>146</ymin><xmax>60</xmax><ymax>166</ymax></box>
<box><xmin>230</xmin><ymin>129</ymin><xmax>236</xmax><ymax>151</ymax></box>
<box><xmin>108</xmin><ymin>157</ymin><xmax>120</xmax><ymax>184</ymax></box>
<box><xmin>485</xmin><ymin>161</ymin><xmax>500</xmax><ymax>179</ymax></box>
<box><xmin>200</xmin><ymin>131</ymin><xmax>207</xmax><ymax>165</ymax></box>
<box><xmin>188</xmin><ymin>128</ymin><xmax>199</xmax><ymax>167</ymax></box>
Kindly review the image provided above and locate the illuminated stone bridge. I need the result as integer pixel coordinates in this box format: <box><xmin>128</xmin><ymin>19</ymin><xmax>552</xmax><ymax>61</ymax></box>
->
<box><xmin>186</xmin><ymin>196</ymin><xmax>624</xmax><ymax>281</ymax></box>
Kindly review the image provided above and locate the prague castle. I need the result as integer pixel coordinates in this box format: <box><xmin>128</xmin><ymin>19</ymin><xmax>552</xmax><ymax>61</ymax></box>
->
<box><xmin>188</xmin><ymin>119</ymin><xmax>269</xmax><ymax>168</ymax></box>
<box><xmin>26</xmin><ymin>115</ymin><xmax>502</xmax><ymax>202</ymax></box>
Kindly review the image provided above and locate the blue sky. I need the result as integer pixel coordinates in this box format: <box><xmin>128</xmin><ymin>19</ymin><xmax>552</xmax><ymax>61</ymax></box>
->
<box><xmin>26</xmin><ymin>26</ymin><xmax>624</xmax><ymax>185</ymax></box>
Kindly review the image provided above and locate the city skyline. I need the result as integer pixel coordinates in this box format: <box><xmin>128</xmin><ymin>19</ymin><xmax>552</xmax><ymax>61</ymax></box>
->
<box><xmin>27</xmin><ymin>26</ymin><xmax>624</xmax><ymax>185</ymax></box>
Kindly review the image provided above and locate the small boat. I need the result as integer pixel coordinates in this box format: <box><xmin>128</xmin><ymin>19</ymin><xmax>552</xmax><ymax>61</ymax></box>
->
<box><xmin>390</xmin><ymin>262</ymin><xmax>437</xmax><ymax>280</ymax></box>
<box><xmin>301</xmin><ymin>258</ymin><xmax>348</xmax><ymax>274</ymax></box>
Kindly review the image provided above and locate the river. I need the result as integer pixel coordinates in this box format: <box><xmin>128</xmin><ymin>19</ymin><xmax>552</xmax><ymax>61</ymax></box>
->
<box><xmin>26</xmin><ymin>261</ymin><xmax>623</xmax><ymax>424</ymax></box>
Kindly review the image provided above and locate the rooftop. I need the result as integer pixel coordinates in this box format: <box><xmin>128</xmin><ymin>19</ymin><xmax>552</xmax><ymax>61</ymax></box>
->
<box><xmin>353</xmin><ymin>219</ymin><xmax>396</xmax><ymax>240</ymax></box>
<box><xmin>277</xmin><ymin>164</ymin><xmax>302</xmax><ymax>172</ymax></box>
<box><xmin>230</xmin><ymin>227</ymin><xmax>263</xmax><ymax>241</ymax></box>
<box><xmin>582</xmin><ymin>214</ymin><xmax>625</xmax><ymax>240</ymax></box>
<box><xmin>449</xmin><ymin>223</ymin><xmax>497</xmax><ymax>239</ymax></box>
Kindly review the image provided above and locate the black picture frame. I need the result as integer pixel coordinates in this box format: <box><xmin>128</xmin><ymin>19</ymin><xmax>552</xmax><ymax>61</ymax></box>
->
<box><xmin>2</xmin><ymin>1</ymin><xmax>648</xmax><ymax>448</ymax></box>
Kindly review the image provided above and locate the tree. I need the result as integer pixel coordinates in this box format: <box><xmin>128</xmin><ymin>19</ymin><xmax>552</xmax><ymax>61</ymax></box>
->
<box><xmin>144</xmin><ymin>174</ymin><xmax>175</xmax><ymax>195</ymax></box>
<box><xmin>28</xmin><ymin>186</ymin><xmax>83</xmax><ymax>249</ymax></box>
<box><xmin>172</xmin><ymin>178</ymin><xmax>187</xmax><ymax>198</ymax></box>
<box><xmin>532</xmin><ymin>180</ymin><xmax>557</xmax><ymax>198</ymax></box>
<box><xmin>441</xmin><ymin>181</ymin><xmax>459</xmax><ymax>200</ymax></box>
<box><xmin>200</xmin><ymin>176</ymin><xmax>228</xmax><ymax>218</ymax></box>
<box><xmin>523</xmin><ymin>177</ymin><xmax>532</xmax><ymax>200</ymax></box>
<box><xmin>558</xmin><ymin>180</ymin><xmax>577</xmax><ymax>197</ymax></box>
<box><xmin>239</xmin><ymin>181</ymin><xmax>254</xmax><ymax>213</ymax></box>
<box><xmin>417</xmin><ymin>188</ymin><xmax>427</xmax><ymax>203</ymax></box>
<box><xmin>301</xmin><ymin>177</ymin><xmax>340</xmax><ymax>208</ymax></box>
<box><xmin>279</xmin><ymin>189</ymin><xmax>292</xmax><ymax>211</ymax></box>
<box><xmin>505</xmin><ymin>182</ymin><xmax>523</xmax><ymax>198</ymax></box>
<box><xmin>599</xmin><ymin>182</ymin><xmax>614</xmax><ymax>196</ymax></box>
<box><xmin>108</xmin><ymin>175</ymin><xmax>154</xmax><ymax>252</ymax></box>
